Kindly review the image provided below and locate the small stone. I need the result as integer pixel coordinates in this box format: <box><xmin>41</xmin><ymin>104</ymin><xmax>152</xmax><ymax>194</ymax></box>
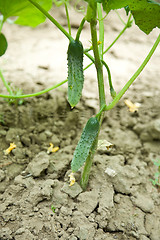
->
<box><xmin>39</xmin><ymin>132</ymin><xmax>47</xmax><ymax>142</ymax></box>
<box><xmin>61</xmin><ymin>182</ymin><xmax>82</xmax><ymax>198</ymax></box>
<box><xmin>131</xmin><ymin>194</ymin><xmax>154</xmax><ymax>213</ymax></box>
<box><xmin>21</xmin><ymin>136</ymin><xmax>31</xmax><ymax>146</ymax></box>
<box><xmin>45</xmin><ymin>130</ymin><xmax>52</xmax><ymax>137</ymax></box>
<box><xmin>77</xmin><ymin>189</ymin><xmax>99</xmax><ymax>216</ymax></box>
<box><xmin>12</xmin><ymin>148</ymin><xmax>25</xmax><ymax>159</ymax></box>
<box><xmin>51</xmin><ymin>135</ymin><xmax>60</xmax><ymax>146</ymax></box>
<box><xmin>70</xmin><ymin>236</ymin><xmax>77</xmax><ymax>240</ymax></box>
<box><xmin>0</xmin><ymin>169</ymin><xmax>5</xmax><ymax>182</ymax></box>
<box><xmin>61</xmin><ymin>206</ymin><xmax>72</xmax><ymax>216</ymax></box>
<box><xmin>67</xmin><ymin>228</ymin><xmax>74</xmax><ymax>233</ymax></box>
<box><xmin>0</xmin><ymin>130</ymin><xmax>7</xmax><ymax>136</ymax></box>
<box><xmin>33</xmin><ymin>207</ymin><xmax>39</xmax><ymax>212</ymax></box>
<box><xmin>0</xmin><ymin>227</ymin><xmax>12</xmax><ymax>240</ymax></box>
<box><xmin>26</xmin><ymin>151</ymin><xmax>49</xmax><ymax>177</ymax></box>
<box><xmin>105</xmin><ymin>167</ymin><xmax>117</xmax><ymax>177</ymax></box>
<box><xmin>29</xmin><ymin>179</ymin><xmax>55</xmax><ymax>205</ymax></box>
<box><xmin>149</xmin><ymin>119</ymin><xmax>160</xmax><ymax>140</ymax></box>
<box><xmin>14</xmin><ymin>175</ymin><xmax>35</xmax><ymax>189</ymax></box>
<box><xmin>15</xmin><ymin>228</ymin><xmax>25</xmax><ymax>235</ymax></box>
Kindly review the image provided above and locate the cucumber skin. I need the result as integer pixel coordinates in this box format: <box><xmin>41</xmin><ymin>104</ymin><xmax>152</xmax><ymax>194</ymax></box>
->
<box><xmin>67</xmin><ymin>40</ymin><xmax>84</xmax><ymax>108</ymax></box>
<box><xmin>71</xmin><ymin>117</ymin><xmax>99</xmax><ymax>172</ymax></box>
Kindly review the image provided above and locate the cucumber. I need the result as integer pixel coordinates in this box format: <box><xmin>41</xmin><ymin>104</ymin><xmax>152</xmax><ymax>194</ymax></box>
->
<box><xmin>67</xmin><ymin>39</ymin><xmax>84</xmax><ymax>108</ymax></box>
<box><xmin>71</xmin><ymin>117</ymin><xmax>99</xmax><ymax>172</ymax></box>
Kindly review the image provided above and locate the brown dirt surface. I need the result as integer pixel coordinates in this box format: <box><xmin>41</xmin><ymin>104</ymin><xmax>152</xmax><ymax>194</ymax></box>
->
<box><xmin>0</xmin><ymin>4</ymin><xmax>160</xmax><ymax>240</ymax></box>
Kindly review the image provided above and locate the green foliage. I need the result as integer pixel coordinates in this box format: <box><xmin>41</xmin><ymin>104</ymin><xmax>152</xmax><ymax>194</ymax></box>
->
<box><xmin>129</xmin><ymin>0</ymin><xmax>160</xmax><ymax>34</ymax></box>
<box><xmin>102</xmin><ymin>0</ymin><xmax>160</xmax><ymax>34</ymax></box>
<box><xmin>71</xmin><ymin>117</ymin><xmax>99</xmax><ymax>172</ymax></box>
<box><xmin>7</xmin><ymin>84</ymin><xmax>24</xmax><ymax>105</ymax></box>
<box><xmin>51</xmin><ymin>205</ymin><xmax>56</xmax><ymax>213</ymax></box>
<box><xmin>53</xmin><ymin>0</ymin><xmax>70</xmax><ymax>7</ymax></box>
<box><xmin>67</xmin><ymin>40</ymin><xmax>84</xmax><ymax>107</ymax></box>
<box><xmin>0</xmin><ymin>33</ymin><xmax>8</xmax><ymax>56</ymax></box>
<box><xmin>84</xmin><ymin>0</ymin><xmax>160</xmax><ymax>33</ymax></box>
<box><xmin>0</xmin><ymin>0</ymin><xmax>52</xmax><ymax>27</ymax></box>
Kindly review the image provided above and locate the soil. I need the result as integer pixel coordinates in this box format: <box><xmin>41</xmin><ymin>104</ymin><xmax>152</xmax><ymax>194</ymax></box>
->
<box><xmin>0</xmin><ymin>4</ymin><xmax>160</xmax><ymax>240</ymax></box>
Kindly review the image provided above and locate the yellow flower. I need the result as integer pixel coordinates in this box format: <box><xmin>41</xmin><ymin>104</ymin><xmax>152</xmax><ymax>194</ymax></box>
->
<box><xmin>68</xmin><ymin>172</ymin><xmax>75</xmax><ymax>186</ymax></box>
<box><xmin>124</xmin><ymin>99</ymin><xmax>141</xmax><ymax>113</ymax></box>
<box><xmin>4</xmin><ymin>143</ymin><xmax>16</xmax><ymax>155</ymax></box>
<box><xmin>47</xmin><ymin>143</ymin><xmax>59</xmax><ymax>154</ymax></box>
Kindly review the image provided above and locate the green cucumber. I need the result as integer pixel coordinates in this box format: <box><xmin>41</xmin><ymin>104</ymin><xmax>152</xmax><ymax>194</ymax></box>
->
<box><xmin>71</xmin><ymin>117</ymin><xmax>99</xmax><ymax>172</ymax></box>
<box><xmin>67</xmin><ymin>39</ymin><xmax>84</xmax><ymax>108</ymax></box>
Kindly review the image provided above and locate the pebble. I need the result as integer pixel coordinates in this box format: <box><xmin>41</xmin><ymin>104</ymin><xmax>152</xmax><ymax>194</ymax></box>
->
<box><xmin>131</xmin><ymin>194</ymin><xmax>154</xmax><ymax>213</ymax></box>
<box><xmin>149</xmin><ymin>119</ymin><xmax>160</xmax><ymax>140</ymax></box>
<box><xmin>15</xmin><ymin>228</ymin><xmax>25</xmax><ymax>235</ymax></box>
<box><xmin>0</xmin><ymin>227</ymin><xmax>12</xmax><ymax>240</ymax></box>
<box><xmin>21</xmin><ymin>136</ymin><xmax>31</xmax><ymax>146</ymax></box>
<box><xmin>26</xmin><ymin>151</ymin><xmax>49</xmax><ymax>177</ymax></box>
<box><xmin>51</xmin><ymin>134</ymin><xmax>60</xmax><ymax>146</ymax></box>
<box><xmin>0</xmin><ymin>130</ymin><xmax>7</xmax><ymax>136</ymax></box>
<box><xmin>61</xmin><ymin>206</ymin><xmax>72</xmax><ymax>216</ymax></box>
<box><xmin>0</xmin><ymin>170</ymin><xmax>5</xmax><ymax>182</ymax></box>
<box><xmin>12</xmin><ymin>148</ymin><xmax>26</xmax><ymax>159</ymax></box>
<box><xmin>33</xmin><ymin>207</ymin><xmax>39</xmax><ymax>212</ymax></box>
<box><xmin>61</xmin><ymin>182</ymin><xmax>82</xmax><ymax>198</ymax></box>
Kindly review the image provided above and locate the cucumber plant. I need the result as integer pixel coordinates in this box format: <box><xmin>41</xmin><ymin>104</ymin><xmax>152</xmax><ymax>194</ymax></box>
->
<box><xmin>0</xmin><ymin>0</ymin><xmax>160</xmax><ymax>190</ymax></box>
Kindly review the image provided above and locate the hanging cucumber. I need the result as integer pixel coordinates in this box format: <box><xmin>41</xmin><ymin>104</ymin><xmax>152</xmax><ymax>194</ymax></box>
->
<box><xmin>67</xmin><ymin>39</ymin><xmax>84</xmax><ymax>108</ymax></box>
<box><xmin>71</xmin><ymin>116</ymin><xmax>99</xmax><ymax>172</ymax></box>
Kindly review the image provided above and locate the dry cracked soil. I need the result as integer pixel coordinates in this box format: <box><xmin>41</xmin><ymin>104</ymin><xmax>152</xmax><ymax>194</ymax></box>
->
<box><xmin>0</xmin><ymin>3</ymin><xmax>160</xmax><ymax>240</ymax></box>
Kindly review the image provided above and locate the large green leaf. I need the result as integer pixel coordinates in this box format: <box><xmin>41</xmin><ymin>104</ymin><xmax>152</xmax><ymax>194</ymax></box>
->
<box><xmin>0</xmin><ymin>33</ymin><xmax>8</xmax><ymax>56</ymax></box>
<box><xmin>102</xmin><ymin>0</ymin><xmax>129</xmax><ymax>13</ymax></box>
<box><xmin>102</xmin><ymin>0</ymin><xmax>160</xmax><ymax>34</ymax></box>
<box><xmin>0</xmin><ymin>0</ymin><xmax>52</xmax><ymax>27</ymax></box>
<box><xmin>129</xmin><ymin>0</ymin><xmax>160</xmax><ymax>34</ymax></box>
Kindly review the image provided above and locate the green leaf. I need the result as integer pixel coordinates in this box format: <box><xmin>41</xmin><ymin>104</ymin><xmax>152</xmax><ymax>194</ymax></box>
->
<box><xmin>0</xmin><ymin>0</ymin><xmax>52</xmax><ymax>27</ymax></box>
<box><xmin>101</xmin><ymin>0</ymin><xmax>160</xmax><ymax>34</ymax></box>
<box><xmin>130</xmin><ymin>0</ymin><xmax>160</xmax><ymax>34</ymax></box>
<box><xmin>0</xmin><ymin>33</ymin><xmax>8</xmax><ymax>56</ymax></box>
<box><xmin>102</xmin><ymin>0</ymin><xmax>129</xmax><ymax>13</ymax></box>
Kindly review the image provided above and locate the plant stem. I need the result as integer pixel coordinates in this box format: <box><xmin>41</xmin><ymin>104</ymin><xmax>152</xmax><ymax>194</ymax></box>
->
<box><xmin>76</xmin><ymin>17</ymin><xmax>85</xmax><ymax>41</ymax></box>
<box><xmin>105</xmin><ymin>33</ymin><xmax>160</xmax><ymax>111</ymax></box>
<box><xmin>84</xmin><ymin>13</ymin><xmax>132</xmax><ymax>70</ymax></box>
<box><xmin>103</xmin><ymin>13</ymin><xmax>132</xmax><ymax>54</ymax></box>
<box><xmin>0</xmin><ymin>16</ymin><xmax>4</xmax><ymax>33</ymax></box>
<box><xmin>115</xmin><ymin>10</ymin><xmax>126</xmax><ymax>25</ymax></box>
<box><xmin>0</xmin><ymin>70</ymin><xmax>13</xmax><ymax>95</ymax></box>
<box><xmin>83</xmin><ymin>62</ymin><xmax>93</xmax><ymax>71</ymax></box>
<box><xmin>80</xmin><ymin>138</ymin><xmax>98</xmax><ymax>190</ymax></box>
<box><xmin>90</xmin><ymin>20</ymin><xmax>106</xmax><ymax>108</ymax></box>
<box><xmin>65</xmin><ymin>2</ymin><xmax>71</xmax><ymax>35</ymax></box>
<box><xmin>80</xmin><ymin>4</ymin><xmax>106</xmax><ymax>190</ymax></box>
<box><xmin>97</xmin><ymin>3</ymin><xmax>104</xmax><ymax>60</ymax></box>
<box><xmin>28</xmin><ymin>0</ymin><xmax>73</xmax><ymax>42</ymax></box>
<box><xmin>101</xmin><ymin>60</ymin><xmax>116</xmax><ymax>99</ymax></box>
<box><xmin>0</xmin><ymin>79</ymin><xmax>67</xmax><ymax>99</ymax></box>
